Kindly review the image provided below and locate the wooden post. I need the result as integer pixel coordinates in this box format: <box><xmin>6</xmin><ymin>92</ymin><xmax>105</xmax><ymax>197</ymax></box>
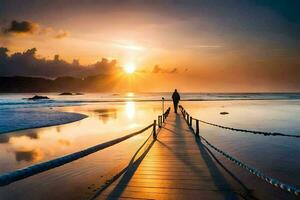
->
<box><xmin>186</xmin><ymin>113</ymin><xmax>189</xmax><ymax>123</ymax></box>
<box><xmin>160</xmin><ymin>116</ymin><xmax>162</xmax><ymax>126</ymax></box>
<box><xmin>153</xmin><ymin>120</ymin><xmax>157</xmax><ymax>139</ymax></box>
<box><xmin>196</xmin><ymin>119</ymin><xmax>199</xmax><ymax>136</ymax></box>
<box><xmin>158</xmin><ymin>116</ymin><xmax>161</xmax><ymax>128</ymax></box>
<box><xmin>162</xmin><ymin>97</ymin><xmax>165</xmax><ymax>123</ymax></box>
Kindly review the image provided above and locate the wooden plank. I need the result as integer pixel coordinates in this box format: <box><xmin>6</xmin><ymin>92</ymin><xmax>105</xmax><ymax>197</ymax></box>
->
<box><xmin>95</xmin><ymin>112</ymin><xmax>250</xmax><ymax>200</ymax></box>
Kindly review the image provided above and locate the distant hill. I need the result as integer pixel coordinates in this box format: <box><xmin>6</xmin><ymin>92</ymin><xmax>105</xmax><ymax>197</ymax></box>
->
<box><xmin>0</xmin><ymin>75</ymin><xmax>115</xmax><ymax>92</ymax></box>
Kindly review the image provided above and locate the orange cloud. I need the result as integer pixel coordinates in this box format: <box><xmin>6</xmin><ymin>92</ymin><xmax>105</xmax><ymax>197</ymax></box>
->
<box><xmin>55</xmin><ymin>30</ymin><xmax>70</xmax><ymax>39</ymax></box>
<box><xmin>152</xmin><ymin>65</ymin><xmax>178</xmax><ymax>73</ymax></box>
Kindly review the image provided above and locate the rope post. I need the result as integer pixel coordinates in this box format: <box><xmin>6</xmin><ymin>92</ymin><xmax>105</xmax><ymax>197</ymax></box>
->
<box><xmin>160</xmin><ymin>116</ymin><xmax>162</xmax><ymax>127</ymax></box>
<box><xmin>196</xmin><ymin>119</ymin><xmax>199</xmax><ymax>136</ymax></box>
<box><xmin>162</xmin><ymin>97</ymin><xmax>165</xmax><ymax>123</ymax></box>
<box><xmin>186</xmin><ymin>113</ymin><xmax>189</xmax><ymax>123</ymax></box>
<box><xmin>161</xmin><ymin>116</ymin><xmax>162</xmax><ymax>126</ymax></box>
<box><xmin>153</xmin><ymin>120</ymin><xmax>157</xmax><ymax>139</ymax></box>
<box><xmin>189</xmin><ymin>116</ymin><xmax>192</xmax><ymax>127</ymax></box>
<box><xmin>158</xmin><ymin>116</ymin><xmax>161</xmax><ymax>128</ymax></box>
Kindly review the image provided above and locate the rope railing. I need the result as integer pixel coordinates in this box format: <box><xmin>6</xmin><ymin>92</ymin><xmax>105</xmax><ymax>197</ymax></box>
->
<box><xmin>179</xmin><ymin>105</ymin><xmax>300</xmax><ymax>138</ymax></box>
<box><xmin>158</xmin><ymin>107</ymin><xmax>171</xmax><ymax>128</ymax></box>
<box><xmin>0</xmin><ymin>106</ymin><xmax>171</xmax><ymax>187</ymax></box>
<box><xmin>179</xmin><ymin>105</ymin><xmax>300</xmax><ymax>197</ymax></box>
<box><xmin>197</xmin><ymin>119</ymin><xmax>300</xmax><ymax>138</ymax></box>
<box><xmin>200</xmin><ymin>135</ymin><xmax>300</xmax><ymax>196</ymax></box>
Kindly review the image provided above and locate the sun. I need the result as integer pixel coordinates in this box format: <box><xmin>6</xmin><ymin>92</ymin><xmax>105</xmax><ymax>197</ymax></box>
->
<box><xmin>124</xmin><ymin>63</ymin><xmax>136</xmax><ymax>74</ymax></box>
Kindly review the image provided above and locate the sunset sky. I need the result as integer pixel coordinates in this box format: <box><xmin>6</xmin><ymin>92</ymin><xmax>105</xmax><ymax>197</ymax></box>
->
<box><xmin>0</xmin><ymin>0</ymin><xmax>299</xmax><ymax>92</ymax></box>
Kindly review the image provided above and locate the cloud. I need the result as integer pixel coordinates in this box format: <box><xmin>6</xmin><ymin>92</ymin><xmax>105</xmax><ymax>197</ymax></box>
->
<box><xmin>169</xmin><ymin>68</ymin><xmax>178</xmax><ymax>73</ymax></box>
<box><xmin>3</xmin><ymin>20</ymin><xmax>38</xmax><ymax>34</ymax></box>
<box><xmin>2</xmin><ymin>20</ymin><xmax>69</xmax><ymax>39</ymax></box>
<box><xmin>152</xmin><ymin>65</ymin><xmax>178</xmax><ymax>73</ymax></box>
<box><xmin>0</xmin><ymin>47</ymin><xmax>119</xmax><ymax>77</ymax></box>
<box><xmin>55</xmin><ymin>30</ymin><xmax>70</xmax><ymax>39</ymax></box>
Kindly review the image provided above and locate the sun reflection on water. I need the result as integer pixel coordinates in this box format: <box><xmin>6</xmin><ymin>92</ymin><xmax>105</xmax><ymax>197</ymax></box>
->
<box><xmin>125</xmin><ymin>101</ymin><xmax>135</xmax><ymax>119</ymax></box>
<box><xmin>126</xmin><ymin>92</ymin><xmax>135</xmax><ymax>97</ymax></box>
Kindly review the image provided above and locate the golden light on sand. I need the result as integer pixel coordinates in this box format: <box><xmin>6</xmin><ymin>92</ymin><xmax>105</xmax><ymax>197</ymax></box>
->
<box><xmin>124</xmin><ymin>63</ymin><xmax>136</xmax><ymax>74</ymax></box>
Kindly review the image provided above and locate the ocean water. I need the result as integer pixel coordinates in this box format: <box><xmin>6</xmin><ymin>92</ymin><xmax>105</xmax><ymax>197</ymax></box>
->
<box><xmin>1</xmin><ymin>92</ymin><xmax>299</xmax><ymax>134</ymax></box>
<box><xmin>0</xmin><ymin>93</ymin><xmax>299</xmax><ymax>199</ymax></box>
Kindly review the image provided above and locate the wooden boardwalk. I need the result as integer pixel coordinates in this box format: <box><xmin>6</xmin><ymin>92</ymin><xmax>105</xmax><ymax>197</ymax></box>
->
<box><xmin>97</xmin><ymin>112</ymin><xmax>250</xmax><ymax>200</ymax></box>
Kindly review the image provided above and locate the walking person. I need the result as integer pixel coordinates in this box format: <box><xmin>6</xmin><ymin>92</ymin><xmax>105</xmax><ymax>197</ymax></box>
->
<box><xmin>172</xmin><ymin>89</ymin><xmax>180</xmax><ymax>113</ymax></box>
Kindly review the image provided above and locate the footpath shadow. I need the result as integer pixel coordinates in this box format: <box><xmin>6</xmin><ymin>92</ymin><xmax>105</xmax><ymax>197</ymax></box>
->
<box><xmin>188</xmin><ymin>121</ymin><xmax>257</xmax><ymax>199</ymax></box>
<box><xmin>102</xmin><ymin>137</ymin><xmax>156</xmax><ymax>199</ymax></box>
<box><xmin>177</xmin><ymin>114</ymin><xmax>241</xmax><ymax>199</ymax></box>
<box><xmin>195</xmin><ymin>135</ymin><xmax>255</xmax><ymax>199</ymax></box>
<box><xmin>156</xmin><ymin>114</ymin><xmax>198</xmax><ymax>171</ymax></box>
<box><xmin>158</xmin><ymin>114</ymin><xmax>243</xmax><ymax>199</ymax></box>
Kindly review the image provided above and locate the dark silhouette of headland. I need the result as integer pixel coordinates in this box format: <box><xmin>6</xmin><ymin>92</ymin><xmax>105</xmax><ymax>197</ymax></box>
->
<box><xmin>0</xmin><ymin>75</ymin><xmax>114</xmax><ymax>92</ymax></box>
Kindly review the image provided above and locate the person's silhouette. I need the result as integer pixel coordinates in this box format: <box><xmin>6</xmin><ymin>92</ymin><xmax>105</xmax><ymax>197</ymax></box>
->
<box><xmin>172</xmin><ymin>89</ymin><xmax>180</xmax><ymax>113</ymax></box>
